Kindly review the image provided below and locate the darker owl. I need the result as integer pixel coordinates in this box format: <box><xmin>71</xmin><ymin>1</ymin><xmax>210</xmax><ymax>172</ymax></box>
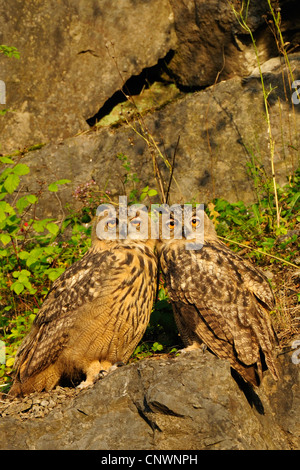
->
<box><xmin>9</xmin><ymin>204</ymin><xmax>158</xmax><ymax>397</ymax></box>
<box><xmin>158</xmin><ymin>205</ymin><xmax>279</xmax><ymax>386</ymax></box>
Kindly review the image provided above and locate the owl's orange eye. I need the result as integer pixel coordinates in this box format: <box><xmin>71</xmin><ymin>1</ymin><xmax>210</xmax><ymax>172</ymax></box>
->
<box><xmin>106</xmin><ymin>219</ymin><xmax>117</xmax><ymax>229</ymax></box>
<box><xmin>166</xmin><ymin>219</ymin><xmax>177</xmax><ymax>230</ymax></box>
<box><xmin>130</xmin><ymin>218</ymin><xmax>141</xmax><ymax>229</ymax></box>
<box><xmin>191</xmin><ymin>217</ymin><xmax>200</xmax><ymax>228</ymax></box>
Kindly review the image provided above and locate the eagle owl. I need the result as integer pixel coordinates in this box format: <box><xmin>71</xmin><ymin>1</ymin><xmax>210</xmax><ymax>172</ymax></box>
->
<box><xmin>158</xmin><ymin>205</ymin><xmax>279</xmax><ymax>386</ymax></box>
<box><xmin>9</xmin><ymin>204</ymin><xmax>157</xmax><ymax>397</ymax></box>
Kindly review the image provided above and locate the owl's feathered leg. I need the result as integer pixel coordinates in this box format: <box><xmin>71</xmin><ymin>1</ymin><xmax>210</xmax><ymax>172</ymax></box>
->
<box><xmin>177</xmin><ymin>341</ymin><xmax>207</xmax><ymax>354</ymax></box>
<box><xmin>97</xmin><ymin>361</ymin><xmax>125</xmax><ymax>379</ymax></box>
<box><xmin>8</xmin><ymin>363</ymin><xmax>61</xmax><ymax>397</ymax></box>
<box><xmin>76</xmin><ymin>359</ymin><xmax>125</xmax><ymax>389</ymax></box>
<box><xmin>76</xmin><ymin>360</ymin><xmax>105</xmax><ymax>389</ymax></box>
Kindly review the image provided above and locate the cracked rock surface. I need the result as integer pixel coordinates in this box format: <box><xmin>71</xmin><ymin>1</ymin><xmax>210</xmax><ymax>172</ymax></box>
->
<box><xmin>1</xmin><ymin>348</ymin><xmax>299</xmax><ymax>450</ymax></box>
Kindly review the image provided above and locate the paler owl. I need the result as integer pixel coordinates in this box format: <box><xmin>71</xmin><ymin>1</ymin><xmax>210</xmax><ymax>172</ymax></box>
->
<box><xmin>9</xmin><ymin>204</ymin><xmax>157</xmax><ymax>397</ymax></box>
<box><xmin>158</xmin><ymin>205</ymin><xmax>279</xmax><ymax>386</ymax></box>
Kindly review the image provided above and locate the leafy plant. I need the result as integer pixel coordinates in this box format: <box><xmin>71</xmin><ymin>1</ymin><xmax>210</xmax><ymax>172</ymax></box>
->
<box><xmin>117</xmin><ymin>153</ymin><xmax>158</xmax><ymax>203</ymax></box>
<box><xmin>0</xmin><ymin>156</ymin><xmax>89</xmax><ymax>387</ymax></box>
<box><xmin>0</xmin><ymin>150</ymin><xmax>299</xmax><ymax>390</ymax></box>
<box><xmin>230</xmin><ymin>0</ymin><xmax>280</xmax><ymax>228</ymax></box>
<box><xmin>1</xmin><ymin>11</ymin><xmax>299</xmax><ymax>388</ymax></box>
<box><xmin>0</xmin><ymin>45</ymin><xmax>20</xmax><ymax>59</ymax></box>
<box><xmin>209</xmin><ymin>168</ymin><xmax>300</xmax><ymax>267</ymax></box>
<box><xmin>0</xmin><ymin>45</ymin><xmax>20</xmax><ymax>118</ymax></box>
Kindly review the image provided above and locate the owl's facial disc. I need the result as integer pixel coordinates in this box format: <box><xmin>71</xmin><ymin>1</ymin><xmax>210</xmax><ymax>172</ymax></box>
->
<box><xmin>96</xmin><ymin>208</ymin><xmax>119</xmax><ymax>240</ymax></box>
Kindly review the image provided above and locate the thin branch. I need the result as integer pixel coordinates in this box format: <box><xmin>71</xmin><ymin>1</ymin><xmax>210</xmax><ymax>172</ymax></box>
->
<box><xmin>229</xmin><ymin>0</ymin><xmax>280</xmax><ymax>228</ymax></box>
<box><xmin>166</xmin><ymin>135</ymin><xmax>180</xmax><ymax>205</ymax></box>
<box><xmin>218</xmin><ymin>235</ymin><xmax>299</xmax><ymax>268</ymax></box>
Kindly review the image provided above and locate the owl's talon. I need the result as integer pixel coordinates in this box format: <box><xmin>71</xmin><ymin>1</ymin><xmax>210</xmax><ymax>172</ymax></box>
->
<box><xmin>76</xmin><ymin>380</ymin><xmax>94</xmax><ymax>390</ymax></box>
<box><xmin>97</xmin><ymin>369</ymin><xmax>109</xmax><ymax>379</ymax></box>
<box><xmin>114</xmin><ymin>361</ymin><xmax>125</xmax><ymax>368</ymax></box>
<box><xmin>177</xmin><ymin>343</ymin><xmax>205</xmax><ymax>355</ymax></box>
<box><xmin>95</xmin><ymin>362</ymin><xmax>125</xmax><ymax>381</ymax></box>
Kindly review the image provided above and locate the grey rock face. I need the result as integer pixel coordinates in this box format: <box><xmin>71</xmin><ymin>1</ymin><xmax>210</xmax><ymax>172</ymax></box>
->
<box><xmin>0</xmin><ymin>347</ymin><xmax>299</xmax><ymax>450</ymax></box>
<box><xmin>0</xmin><ymin>0</ymin><xmax>177</xmax><ymax>151</ymax></box>
<box><xmin>16</xmin><ymin>53</ymin><xmax>300</xmax><ymax>213</ymax></box>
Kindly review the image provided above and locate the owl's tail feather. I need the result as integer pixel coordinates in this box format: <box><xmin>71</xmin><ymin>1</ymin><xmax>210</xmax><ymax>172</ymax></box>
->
<box><xmin>230</xmin><ymin>358</ymin><xmax>261</xmax><ymax>387</ymax></box>
<box><xmin>8</xmin><ymin>364</ymin><xmax>61</xmax><ymax>398</ymax></box>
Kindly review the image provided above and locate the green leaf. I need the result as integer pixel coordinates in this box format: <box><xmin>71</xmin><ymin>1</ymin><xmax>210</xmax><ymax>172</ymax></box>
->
<box><xmin>27</xmin><ymin>194</ymin><xmax>37</xmax><ymax>204</ymax></box>
<box><xmin>21</xmin><ymin>269</ymin><xmax>31</xmax><ymax>276</ymax></box>
<box><xmin>48</xmin><ymin>179</ymin><xmax>71</xmax><ymax>192</ymax></box>
<box><xmin>48</xmin><ymin>183</ymin><xmax>58</xmax><ymax>192</ymax></box>
<box><xmin>3</xmin><ymin>173</ymin><xmax>19</xmax><ymax>193</ymax></box>
<box><xmin>0</xmin><ymin>45</ymin><xmax>20</xmax><ymax>59</ymax></box>
<box><xmin>16</xmin><ymin>196</ymin><xmax>30</xmax><ymax>212</ymax></box>
<box><xmin>29</xmin><ymin>247</ymin><xmax>45</xmax><ymax>258</ymax></box>
<box><xmin>31</xmin><ymin>218</ymin><xmax>53</xmax><ymax>233</ymax></box>
<box><xmin>152</xmin><ymin>342</ymin><xmax>163</xmax><ymax>352</ymax></box>
<box><xmin>26</xmin><ymin>247</ymin><xmax>44</xmax><ymax>266</ymax></box>
<box><xmin>0</xmin><ymin>201</ymin><xmax>15</xmax><ymax>222</ymax></box>
<box><xmin>231</xmin><ymin>216</ymin><xmax>243</xmax><ymax>225</ymax></box>
<box><xmin>140</xmin><ymin>187</ymin><xmax>157</xmax><ymax>201</ymax></box>
<box><xmin>0</xmin><ymin>233</ymin><xmax>11</xmax><ymax>245</ymax></box>
<box><xmin>32</xmin><ymin>220</ymin><xmax>47</xmax><ymax>232</ymax></box>
<box><xmin>23</xmin><ymin>281</ymin><xmax>36</xmax><ymax>294</ymax></box>
<box><xmin>158</xmin><ymin>289</ymin><xmax>168</xmax><ymax>301</ymax></box>
<box><xmin>18</xmin><ymin>272</ymin><xmax>30</xmax><ymax>283</ymax></box>
<box><xmin>11</xmin><ymin>282</ymin><xmax>24</xmax><ymax>295</ymax></box>
<box><xmin>251</xmin><ymin>204</ymin><xmax>262</xmax><ymax>222</ymax></box>
<box><xmin>0</xmin><ymin>201</ymin><xmax>15</xmax><ymax>215</ymax></box>
<box><xmin>6</xmin><ymin>357</ymin><xmax>15</xmax><ymax>368</ymax></box>
<box><xmin>28</xmin><ymin>313</ymin><xmax>36</xmax><ymax>323</ymax></box>
<box><xmin>289</xmin><ymin>192</ymin><xmax>300</xmax><ymax>210</ymax></box>
<box><xmin>0</xmin><ymin>156</ymin><xmax>14</xmax><ymax>164</ymax></box>
<box><xmin>46</xmin><ymin>268</ymin><xmax>65</xmax><ymax>281</ymax></box>
<box><xmin>46</xmin><ymin>222</ymin><xmax>59</xmax><ymax>235</ymax></box>
<box><xmin>16</xmin><ymin>194</ymin><xmax>38</xmax><ymax>212</ymax></box>
<box><xmin>57</xmin><ymin>179</ymin><xmax>71</xmax><ymax>185</ymax></box>
<box><xmin>13</xmin><ymin>163</ymin><xmax>30</xmax><ymax>176</ymax></box>
<box><xmin>0</xmin><ymin>167</ymin><xmax>13</xmax><ymax>183</ymax></box>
